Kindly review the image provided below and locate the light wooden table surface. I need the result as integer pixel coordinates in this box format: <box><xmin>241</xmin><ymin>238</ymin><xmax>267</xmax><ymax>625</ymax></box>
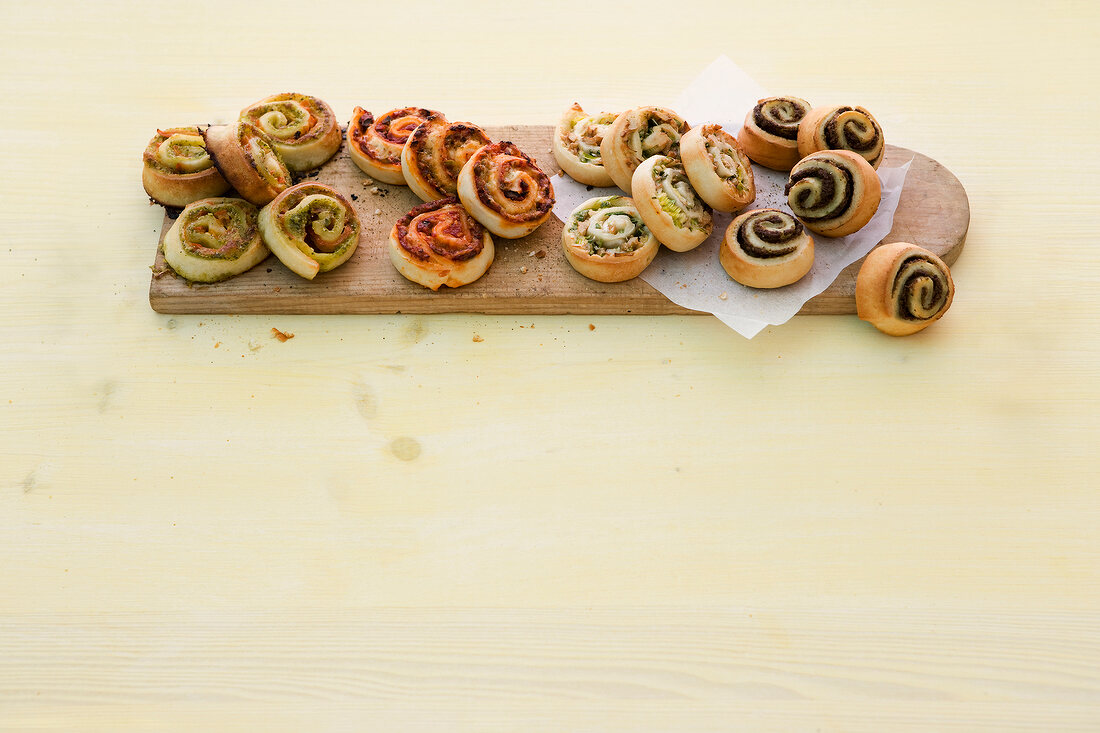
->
<box><xmin>3</xmin><ymin>1</ymin><xmax>1099</xmax><ymax>729</ymax></box>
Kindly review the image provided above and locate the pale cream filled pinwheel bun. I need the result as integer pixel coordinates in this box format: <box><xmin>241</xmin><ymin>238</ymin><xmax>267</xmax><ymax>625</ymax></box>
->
<box><xmin>142</xmin><ymin>126</ymin><xmax>229</xmax><ymax>207</ymax></box>
<box><xmin>257</xmin><ymin>183</ymin><xmax>361</xmax><ymax>280</ymax></box>
<box><xmin>348</xmin><ymin>106</ymin><xmax>441</xmax><ymax>185</ymax></box>
<box><xmin>161</xmin><ymin>197</ymin><xmax>268</xmax><ymax>283</ymax></box>
<box><xmin>400</xmin><ymin>113</ymin><xmax>490</xmax><ymax>202</ymax></box>
<box><xmin>204</xmin><ymin>121</ymin><xmax>292</xmax><ymax>206</ymax></box>
<box><xmin>561</xmin><ymin>196</ymin><xmax>659</xmax><ymax>283</ymax></box>
<box><xmin>551</xmin><ymin>103</ymin><xmax>618</xmax><ymax>187</ymax></box>
<box><xmin>388</xmin><ymin>196</ymin><xmax>495</xmax><ymax>291</ymax></box>
<box><xmin>600</xmin><ymin>106</ymin><xmax>690</xmax><ymax>192</ymax></box>
<box><xmin>630</xmin><ymin>155</ymin><xmax>713</xmax><ymax>252</ymax></box>
<box><xmin>721</xmin><ymin>209</ymin><xmax>814</xmax><ymax>289</ymax></box>
<box><xmin>680</xmin><ymin>124</ymin><xmax>756</xmax><ymax>213</ymax></box>
<box><xmin>457</xmin><ymin>141</ymin><xmax>554</xmax><ymax>239</ymax></box>
<box><xmin>239</xmin><ymin>93</ymin><xmax>342</xmax><ymax>172</ymax></box>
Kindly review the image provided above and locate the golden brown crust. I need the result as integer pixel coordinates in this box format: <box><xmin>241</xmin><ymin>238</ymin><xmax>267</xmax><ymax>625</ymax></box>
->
<box><xmin>400</xmin><ymin>114</ymin><xmax>490</xmax><ymax>202</ymax></box>
<box><xmin>680</xmin><ymin>124</ymin><xmax>756</xmax><ymax>213</ymax></box>
<box><xmin>142</xmin><ymin>127</ymin><xmax>230</xmax><ymax>207</ymax></box>
<box><xmin>388</xmin><ymin>196</ymin><xmax>495</xmax><ymax>290</ymax></box>
<box><xmin>856</xmin><ymin>242</ymin><xmax>954</xmax><ymax>335</ymax></box>
<box><xmin>797</xmin><ymin>105</ymin><xmax>885</xmax><ymax>169</ymax></box>
<box><xmin>600</xmin><ymin>106</ymin><xmax>690</xmax><ymax>192</ymax></box>
<box><xmin>720</xmin><ymin>209</ymin><xmax>814</xmax><ymax>289</ymax></box>
<box><xmin>630</xmin><ymin>155</ymin><xmax>712</xmax><ymax>252</ymax></box>
<box><xmin>257</xmin><ymin>183</ymin><xmax>361</xmax><ymax>280</ymax></box>
<box><xmin>240</xmin><ymin>93</ymin><xmax>342</xmax><ymax>172</ymax></box>
<box><xmin>348</xmin><ymin>106</ymin><xmax>441</xmax><ymax>185</ymax></box>
<box><xmin>456</xmin><ymin>141</ymin><xmax>555</xmax><ymax>239</ymax></box>
<box><xmin>737</xmin><ymin>96</ymin><xmax>811</xmax><ymax>171</ymax></box>
<box><xmin>551</xmin><ymin>103</ymin><xmax>617</xmax><ymax>187</ymax></box>
<box><xmin>785</xmin><ymin>150</ymin><xmax>880</xmax><ymax>237</ymax></box>
<box><xmin>203</xmin><ymin>122</ymin><xmax>292</xmax><ymax>206</ymax></box>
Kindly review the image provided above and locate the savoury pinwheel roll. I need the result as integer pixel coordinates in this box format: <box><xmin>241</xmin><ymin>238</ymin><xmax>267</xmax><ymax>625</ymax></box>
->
<box><xmin>388</xmin><ymin>196</ymin><xmax>495</xmax><ymax>291</ymax></box>
<box><xmin>400</xmin><ymin>113</ymin><xmax>491</xmax><ymax>202</ymax></box>
<box><xmin>721</xmin><ymin>209</ymin><xmax>814</xmax><ymax>289</ymax></box>
<box><xmin>552</xmin><ymin>103</ymin><xmax>618</xmax><ymax>187</ymax></box>
<box><xmin>856</xmin><ymin>242</ymin><xmax>954</xmax><ymax>336</ymax></box>
<box><xmin>204</xmin><ymin>122</ymin><xmax>292</xmax><ymax>206</ymax></box>
<box><xmin>561</xmin><ymin>196</ymin><xmax>659</xmax><ymax>283</ymax></box>
<box><xmin>680</xmin><ymin>124</ymin><xmax>756</xmax><ymax>213</ymax></box>
<box><xmin>600</xmin><ymin>106</ymin><xmax>690</xmax><ymax>192</ymax></box>
<box><xmin>239</xmin><ymin>93</ymin><xmax>342</xmax><ymax>172</ymax></box>
<box><xmin>457</xmin><ymin>141</ymin><xmax>555</xmax><ymax>239</ymax></box>
<box><xmin>797</xmin><ymin>105</ymin><xmax>885</xmax><ymax>169</ymax></box>
<box><xmin>785</xmin><ymin>150</ymin><xmax>881</xmax><ymax>237</ymax></box>
<box><xmin>142</xmin><ymin>126</ymin><xmax>230</xmax><ymax>207</ymax></box>
<box><xmin>630</xmin><ymin>155</ymin><xmax>713</xmax><ymax>252</ymax></box>
<box><xmin>161</xmin><ymin>197</ymin><xmax>268</xmax><ymax>283</ymax></box>
<box><xmin>737</xmin><ymin>96</ymin><xmax>812</xmax><ymax>171</ymax></box>
<box><xmin>347</xmin><ymin>106</ymin><xmax>441</xmax><ymax>185</ymax></box>
<box><xmin>257</xmin><ymin>183</ymin><xmax>360</xmax><ymax>280</ymax></box>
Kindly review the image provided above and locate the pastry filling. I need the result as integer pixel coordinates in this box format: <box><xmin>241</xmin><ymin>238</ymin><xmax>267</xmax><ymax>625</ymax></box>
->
<box><xmin>396</xmin><ymin>196</ymin><xmax>485</xmax><ymax>262</ymax></box>
<box><xmin>412</xmin><ymin>118</ymin><xmax>490</xmax><ymax>194</ymax></box>
<box><xmin>243</xmin><ymin>94</ymin><xmax>325</xmax><ymax>144</ymax></box>
<box><xmin>281</xmin><ymin>192</ymin><xmax>355</xmax><ymax>256</ymax></box>
<box><xmin>785</xmin><ymin>158</ymin><xmax>855</xmax><ymax>223</ymax></box>
<box><xmin>623</xmin><ymin>110</ymin><xmax>687</xmax><ymax>165</ymax></box>
<box><xmin>473</xmin><ymin>142</ymin><xmax>553</xmax><ymax>222</ymax></box>
<box><xmin>179</xmin><ymin>200</ymin><xmax>258</xmax><ymax>260</ymax></box>
<box><xmin>890</xmin><ymin>255</ymin><xmax>949</xmax><ymax>321</ymax></box>
<box><xmin>145</xmin><ymin>127</ymin><xmax>213</xmax><ymax>174</ymax></box>
<box><xmin>563</xmin><ymin>111</ymin><xmax>617</xmax><ymax>164</ymax></box>
<box><xmin>352</xmin><ymin>107</ymin><xmax>436</xmax><ymax>165</ymax></box>
<box><xmin>704</xmin><ymin>132</ymin><xmax>749</xmax><ymax>193</ymax></box>
<box><xmin>736</xmin><ymin>210</ymin><xmax>803</xmax><ymax>259</ymax></box>
<box><xmin>243</xmin><ymin>128</ymin><xmax>290</xmax><ymax>189</ymax></box>
<box><xmin>651</xmin><ymin>160</ymin><xmax>711</xmax><ymax>231</ymax></box>
<box><xmin>752</xmin><ymin>97</ymin><xmax>808</xmax><ymax>140</ymax></box>
<box><xmin>570</xmin><ymin>197</ymin><xmax>650</xmax><ymax>256</ymax></box>
<box><xmin>822</xmin><ymin>107</ymin><xmax>883</xmax><ymax>159</ymax></box>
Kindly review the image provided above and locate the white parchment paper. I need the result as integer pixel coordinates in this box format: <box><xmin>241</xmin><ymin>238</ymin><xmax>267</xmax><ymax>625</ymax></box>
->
<box><xmin>550</xmin><ymin>56</ymin><xmax>911</xmax><ymax>338</ymax></box>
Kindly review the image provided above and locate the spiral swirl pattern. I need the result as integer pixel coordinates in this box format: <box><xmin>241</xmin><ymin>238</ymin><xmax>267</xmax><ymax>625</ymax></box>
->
<box><xmin>348</xmin><ymin>106</ymin><xmax>440</xmax><ymax>184</ymax></box>
<box><xmin>601</xmin><ymin>106</ymin><xmax>690</xmax><ymax>191</ymax></box>
<box><xmin>784</xmin><ymin>150</ymin><xmax>880</xmax><ymax>237</ymax></box>
<box><xmin>552</xmin><ymin>104</ymin><xmax>618</xmax><ymax>187</ymax></box>
<box><xmin>752</xmin><ymin>97</ymin><xmax>810</xmax><ymax>140</ymax></box>
<box><xmin>735</xmin><ymin>210</ymin><xmax>805</xmax><ymax>258</ymax></box>
<box><xmin>142</xmin><ymin>126</ymin><xmax>230</xmax><ymax>207</ymax></box>
<box><xmin>240</xmin><ymin>93</ymin><xmax>341</xmax><ymax>171</ymax></box>
<box><xmin>389</xmin><ymin>197</ymin><xmax>494</xmax><ymax>290</ymax></box>
<box><xmin>562</xmin><ymin>196</ymin><xmax>658</xmax><ymax>283</ymax></box>
<box><xmin>799</xmin><ymin>105</ymin><xmax>885</xmax><ymax>169</ymax></box>
<box><xmin>401</xmin><ymin>113</ymin><xmax>490</xmax><ymax>202</ymax></box>
<box><xmin>161</xmin><ymin>198</ymin><xmax>267</xmax><ymax>282</ymax></box>
<box><xmin>681</xmin><ymin>124</ymin><xmax>755</xmax><ymax>212</ymax></box>
<box><xmin>856</xmin><ymin>242</ymin><xmax>954</xmax><ymax>335</ymax></box>
<box><xmin>722</xmin><ymin>208</ymin><xmax>814</xmax><ymax>288</ymax></box>
<box><xmin>258</xmin><ymin>183</ymin><xmax>360</xmax><ymax>280</ymax></box>
<box><xmin>458</xmin><ymin>141</ymin><xmax>554</xmax><ymax>239</ymax></box>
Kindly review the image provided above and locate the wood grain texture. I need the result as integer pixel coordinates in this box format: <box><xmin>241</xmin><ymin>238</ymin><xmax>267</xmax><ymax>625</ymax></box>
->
<box><xmin>149</xmin><ymin>132</ymin><xmax>968</xmax><ymax>315</ymax></box>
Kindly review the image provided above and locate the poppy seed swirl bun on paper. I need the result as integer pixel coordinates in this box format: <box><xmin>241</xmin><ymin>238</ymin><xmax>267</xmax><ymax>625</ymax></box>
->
<box><xmin>737</xmin><ymin>96</ymin><xmax>812</xmax><ymax>171</ymax></box>
<box><xmin>204</xmin><ymin>121</ymin><xmax>292</xmax><ymax>206</ymax></box>
<box><xmin>785</xmin><ymin>150</ymin><xmax>881</xmax><ymax>237</ymax></box>
<box><xmin>680</xmin><ymin>124</ymin><xmax>756</xmax><ymax>213</ymax></box>
<box><xmin>161</xmin><ymin>197</ymin><xmax>268</xmax><ymax>283</ymax></box>
<box><xmin>142</xmin><ymin>126</ymin><xmax>230</xmax><ymax>207</ymax></box>
<box><xmin>721</xmin><ymin>209</ymin><xmax>814</xmax><ymax>289</ymax></box>
<box><xmin>856</xmin><ymin>242</ymin><xmax>954</xmax><ymax>336</ymax></box>
<box><xmin>561</xmin><ymin>196</ymin><xmax>659</xmax><ymax>283</ymax></box>
<box><xmin>239</xmin><ymin>93</ymin><xmax>342</xmax><ymax>172</ymax></box>
<box><xmin>257</xmin><ymin>183</ymin><xmax>360</xmax><ymax>280</ymax></box>
<box><xmin>797</xmin><ymin>105</ymin><xmax>885</xmax><ymax>169</ymax></box>
<box><xmin>600</xmin><ymin>106</ymin><xmax>690</xmax><ymax>192</ymax></box>
<box><xmin>348</xmin><ymin>106</ymin><xmax>441</xmax><ymax>185</ymax></box>
<box><xmin>400</xmin><ymin>113</ymin><xmax>491</xmax><ymax>202</ymax></box>
<box><xmin>631</xmin><ymin>155</ymin><xmax>713</xmax><ymax>252</ymax></box>
<box><xmin>457</xmin><ymin>141</ymin><xmax>554</xmax><ymax>239</ymax></box>
<box><xmin>388</xmin><ymin>196</ymin><xmax>495</xmax><ymax>291</ymax></box>
<box><xmin>552</xmin><ymin>103</ymin><xmax>618</xmax><ymax>187</ymax></box>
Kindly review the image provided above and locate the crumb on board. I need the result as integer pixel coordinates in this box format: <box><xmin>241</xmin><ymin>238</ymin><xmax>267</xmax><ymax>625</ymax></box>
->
<box><xmin>362</xmin><ymin>176</ymin><xmax>374</xmax><ymax>185</ymax></box>
<box><xmin>719</xmin><ymin>292</ymin><xmax>728</xmax><ymax>300</ymax></box>
<box><xmin>273</xmin><ymin>287</ymin><xmax>281</xmax><ymax>293</ymax></box>
<box><xmin>519</xmin><ymin>266</ymin><xmax>528</xmax><ymax>274</ymax></box>
<box><xmin>149</xmin><ymin>264</ymin><xmax>172</xmax><ymax>279</ymax></box>
<box><xmin>535</xmin><ymin>249</ymin><xmax>546</xmax><ymax>259</ymax></box>
<box><xmin>271</xmin><ymin>327</ymin><xmax>294</xmax><ymax>342</ymax></box>
<box><xmin>374</xmin><ymin>209</ymin><xmax>382</xmax><ymax>216</ymax></box>
<box><xmin>472</xmin><ymin>334</ymin><xmax>484</xmax><ymax>343</ymax></box>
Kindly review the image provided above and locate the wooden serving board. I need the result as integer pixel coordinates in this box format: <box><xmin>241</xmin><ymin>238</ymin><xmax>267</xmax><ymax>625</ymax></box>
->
<box><xmin>149</xmin><ymin>126</ymin><xmax>968</xmax><ymax>315</ymax></box>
